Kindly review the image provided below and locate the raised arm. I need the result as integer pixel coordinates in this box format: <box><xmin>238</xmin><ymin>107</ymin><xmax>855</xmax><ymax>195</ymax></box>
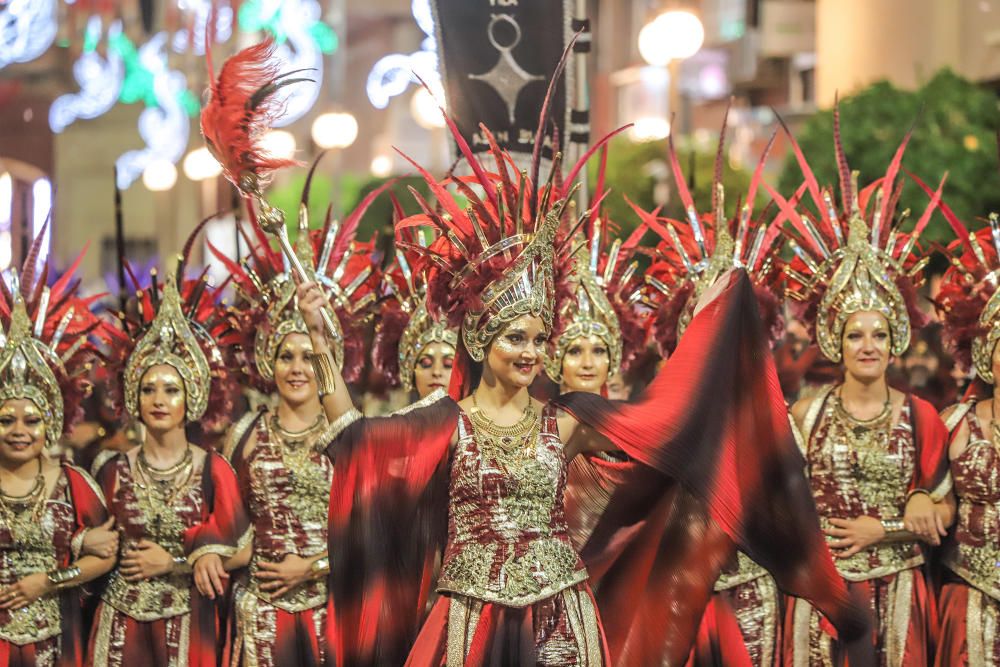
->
<box><xmin>297</xmin><ymin>280</ymin><xmax>356</xmax><ymax>421</ymax></box>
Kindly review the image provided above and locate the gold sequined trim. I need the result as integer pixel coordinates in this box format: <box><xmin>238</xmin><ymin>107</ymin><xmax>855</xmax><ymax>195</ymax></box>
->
<box><xmin>801</xmin><ymin>385</ymin><xmax>835</xmax><ymax>448</ymax></box>
<box><xmin>389</xmin><ymin>388</ymin><xmax>448</xmax><ymax>416</ymax></box>
<box><xmin>90</xmin><ymin>602</ymin><xmax>115</xmax><ymax>667</ymax></box>
<box><xmin>186</xmin><ymin>543</ymin><xmax>238</xmax><ymax>567</ymax></box>
<box><xmin>929</xmin><ymin>471</ymin><xmax>953</xmax><ymax>503</ymax></box>
<box><xmin>446</xmin><ymin>594</ymin><xmax>483</xmax><ymax>667</ymax></box>
<box><xmin>225</xmin><ymin>409</ymin><xmax>265</xmax><ymax>461</ymax></box>
<box><xmin>791</xmin><ymin>598</ymin><xmax>812</xmax><ymax>667</ymax></box>
<box><xmin>234</xmin><ymin>586</ymin><xmax>260</xmax><ymax>667</ymax></box>
<box><xmin>714</xmin><ymin>551</ymin><xmax>767</xmax><ymax>591</ymax></box>
<box><xmin>66</xmin><ymin>464</ymin><xmax>108</xmax><ymax>508</ymax></box>
<box><xmin>562</xmin><ymin>587</ymin><xmax>603</xmax><ymax>666</ymax></box>
<box><xmin>885</xmin><ymin>567</ymin><xmax>913</xmax><ymax>667</ymax></box>
<box><xmin>90</xmin><ymin>449</ymin><xmax>119</xmax><ymax>479</ymax></box>
<box><xmin>324</xmin><ymin>408</ymin><xmax>363</xmax><ymax>443</ymax></box>
<box><xmin>944</xmin><ymin>402</ymin><xmax>973</xmax><ymax>433</ymax></box>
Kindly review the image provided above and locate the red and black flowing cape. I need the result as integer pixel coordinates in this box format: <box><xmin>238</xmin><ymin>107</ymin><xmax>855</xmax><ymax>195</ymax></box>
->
<box><xmin>325</xmin><ymin>270</ymin><xmax>873</xmax><ymax>666</ymax></box>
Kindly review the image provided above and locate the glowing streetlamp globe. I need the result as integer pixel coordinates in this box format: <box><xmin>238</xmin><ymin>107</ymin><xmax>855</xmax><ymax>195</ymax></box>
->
<box><xmin>311</xmin><ymin>112</ymin><xmax>359</xmax><ymax>149</ymax></box>
<box><xmin>142</xmin><ymin>159</ymin><xmax>178</xmax><ymax>192</ymax></box>
<box><xmin>638</xmin><ymin>10</ymin><xmax>705</xmax><ymax>66</ymax></box>
<box><xmin>183</xmin><ymin>147</ymin><xmax>222</xmax><ymax>181</ymax></box>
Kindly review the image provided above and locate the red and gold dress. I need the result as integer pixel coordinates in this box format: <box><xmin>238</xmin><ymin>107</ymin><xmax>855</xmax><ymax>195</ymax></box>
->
<box><xmin>784</xmin><ymin>386</ymin><xmax>948</xmax><ymax>666</ymax></box>
<box><xmin>408</xmin><ymin>403</ymin><xmax>605</xmax><ymax>665</ymax></box>
<box><xmin>687</xmin><ymin>555</ymin><xmax>780</xmax><ymax>667</ymax></box>
<box><xmin>325</xmin><ymin>275</ymin><xmax>874</xmax><ymax>667</ymax></box>
<box><xmin>937</xmin><ymin>405</ymin><xmax>1000</xmax><ymax>666</ymax></box>
<box><xmin>0</xmin><ymin>465</ymin><xmax>107</xmax><ymax>667</ymax></box>
<box><xmin>227</xmin><ymin>411</ymin><xmax>335</xmax><ymax>667</ymax></box>
<box><xmin>88</xmin><ymin>450</ymin><xmax>248</xmax><ymax>667</ymax></box>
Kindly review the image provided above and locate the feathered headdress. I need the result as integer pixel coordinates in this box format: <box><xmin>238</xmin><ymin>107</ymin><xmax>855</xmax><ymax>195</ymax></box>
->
<box><xmin>640</xmin><ymin>114</ymin><xmax>786</xmax><ymax>357</ymax></box>
<box><xmin>545</xmin><ymin>149</ymin><xmax>648</xmax><ymax>383</ymax></box>
<box><xmin>932</xmin><ymin>162</ymin><xmax>1000</xmax><ymax>381</ymax></box>
<box><xmin>776</xmin><ymin>104</ymin><xmax>942</xmax><ymax>362</ymax></box>
<box><xmin>0</xmin><ymin>229</ymin><xmax>107</xmax><ymax>449</ymax></box>
<box><xmin>211</xmin><ymin>156</ymin><xmax>385</xmax><ymax>388</ymax></box>
<box><xmin>373</xmin><ymin>211</ymin><xmax>458</xmax><ymax>393</ymax></box>
<box><xmin>105</xmin><ymin>236</ymin><xmax>240</xmax><ymax>431</ymax></box>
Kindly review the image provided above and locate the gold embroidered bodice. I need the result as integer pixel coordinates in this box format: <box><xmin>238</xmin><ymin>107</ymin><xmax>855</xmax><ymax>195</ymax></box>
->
<box><xmin>241</xmin><ymin>414</ymin><xmax>333</xmax><ymax>612</ymax></box>
<box><xmin>436</xmin><ymin>403</ymin><xmax>587</xmax><ymax>608</ymax></box>
<box><xmin>805</xmin><ymin>388</ymin><xmax>922</xmax><ymax>581</ymax></box>
<box><xmin>943</xmin><ymin>408</ymin><xmax>1000</xmax><ymax>601</ymax></box>
<box><xmin>0</xmin><ymin>473</ymin><xmax>72</xmax><ymax>645</ymax></box>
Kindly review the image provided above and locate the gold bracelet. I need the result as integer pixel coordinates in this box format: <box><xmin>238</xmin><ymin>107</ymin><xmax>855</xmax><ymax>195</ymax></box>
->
<box><xmin>46</xmin><ymin>565</ymin><xmax>82</xmax><ymax>589</ymax></box>
<box><xmin>311</xmin><ymin>352</ymin><xmax>338</xmax><ymax>397</ymax></box>
<box><xmin>881</xmin><ymin>518</ymin><xmax>905</xmax><ymax>534</ymax></box>
<box><xmin>906</xmin><ymin>488</ymin><xmax>931</xmax><ymax>501</ymax></box>
<box><xmin>172</xmin><ymin>556</ymin><xmax>192</xmax><ymax>574</ymax></box>
<box><xmin>310</xmin><ymin>556</ymin><xmax>330</xmax><ymax>578</ymax></box>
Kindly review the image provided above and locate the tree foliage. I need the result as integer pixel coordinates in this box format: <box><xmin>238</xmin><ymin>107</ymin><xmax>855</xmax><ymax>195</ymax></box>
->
<box><xmin>777</xmin><ymin>69</ymin><xmax>1000</xmax><ymax>243</ymax></box>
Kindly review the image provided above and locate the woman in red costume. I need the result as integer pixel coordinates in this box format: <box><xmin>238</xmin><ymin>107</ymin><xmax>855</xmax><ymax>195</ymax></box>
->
<box><xmin>88</xmin><ymin>261</ymin><xmax>249</xmax><ymax>667</ymax></box>
<box><xmin>214</xmin><ymin>156</ymin><xmax>383</xmax><ymax>667</ymax></box>
<box><xmin>777</xmin><ymin>112</ymin><xmax>953</xmax><ymax>666</ymax></box>
<box><xmin>637</xmin><ymin>122</ymin><xmax>788</xmax><ymax>667</ymax></box>
<box><xmin>0</xmin><ymin>238</ymin><xmax>117</xmax><ymax>667</ymax></box>
<box><xmin>933</xmin><ymin>200</ymin><xmax>1000</xmax><ymax>666</ymax></box>
<box><xmin>202</xmin><ymin>39</ymin><xmax>873</xmax><ymax>667</ymax></box>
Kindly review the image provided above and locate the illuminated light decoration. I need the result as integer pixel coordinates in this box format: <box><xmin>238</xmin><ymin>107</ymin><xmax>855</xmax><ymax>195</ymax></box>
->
<box><xmin>31</xmin><ymin>178</ymin><xmax>52</xmax><ymax>267</ymax></box>
<box><xmin>183</xmin><ymin>147</ymin><xmax>223</xmax><ymax>181</ymax></box>
<box><xmin>410</xmin><ymin>85</ymin><xmax>446</xmax><ymax>129</ymax></box>
<box><xmin>172</xmin><ymin>0</ymin><xmax>234</xmax><ymax>55</ymax></box>
<box><xmin>629</xmin><ymin>116</ymin><xmax>671</xmax><ymax>142</ymax></box>
<box><xmin>259</xmin><ymin>130</ymin><xmax>297</xmax><ymax>161</ymax></box>
<box><xmin>115</xmin><ymin>33</ymin><xmax>191</xmax><ymax>189</ymax></box>
<box><xmin>366</xmin><ymin>0</ymin><xmax>441</xmax><ymax>109</ymax></box>
<box><xmin>0</xmin><ymin>0</ymin><xmax>58</xmax><ymax>70</ymax></box>
<box><xmin>311</xmin><ymin>111</ymin><xmax>358</xmax><ymax>149</ymax></box>
<box><xmin>142</xmin><ymin>159</ymin><xmax>178</xmax><ymax>191</ymax></box>
<box><xmin>238</xmin><ymin>0</ymin><xmax>337</xmax><ymax>126</ymax></box>
<box><xmin>370</xmin><ymin>154</ymin><xmax>393</xmax><ymax>178</ymax></box>
<box><xmin>0</xmin><ymin>173</ymin><xmax>11</xmax><ymax>271</ymax></box>
<box><xmin>638</xmin><ymin>10</ymin><xmax>705</xmax><ymax>66</ymax></box>
<box><xmin>49</xmin><ymin>16</ymin><xmax>125</xmax><ymax>133</ymax></box>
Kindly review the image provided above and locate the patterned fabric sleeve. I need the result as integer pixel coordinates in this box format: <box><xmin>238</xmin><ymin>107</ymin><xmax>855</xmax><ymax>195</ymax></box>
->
<box><xmin>554</xmin><ymin>270</ymin><xmax>873</xmax><ymax>667</ymax></box>
<box><xmin>184</xmin><ymin>452</ymin><xmax>251</xmax><ymax>564</ymax></box>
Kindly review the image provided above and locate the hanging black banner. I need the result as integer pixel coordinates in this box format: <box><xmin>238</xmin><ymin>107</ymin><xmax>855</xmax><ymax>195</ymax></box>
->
<box><xmin>430</xmin><ymin>0</ymin><xmax>579</xmax><ymax>168</ymax></box>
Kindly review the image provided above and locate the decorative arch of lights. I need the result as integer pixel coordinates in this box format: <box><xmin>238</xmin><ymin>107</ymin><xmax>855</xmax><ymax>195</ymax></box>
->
<box><xmin>1</xmin><ymin>0</ymin><xmax>337</xmax><ymax>188</ymax></box>
<box><xmin>366</xmin><ymin>0</ymin><xmax>442</xmax><ymax>109</ymax></box>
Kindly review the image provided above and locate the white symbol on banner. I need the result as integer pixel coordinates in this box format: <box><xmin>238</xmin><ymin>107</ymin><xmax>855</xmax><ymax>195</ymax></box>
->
<box><xmin>468</xmin><ymin>13</ymin><xmax>543</xmax><ymax>124</ymax></box>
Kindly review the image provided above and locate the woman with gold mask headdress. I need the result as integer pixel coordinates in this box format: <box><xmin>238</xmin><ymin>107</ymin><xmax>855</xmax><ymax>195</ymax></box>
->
<box><xmin>0</xmin><ymin>238</ymin><xmax>117</xmax><ymax>667</ymax></box>
<box><xmin>88</xmin><ymin>262</ymin><xmax>249</xmax><ymax>667</ymax></box>
<box><xmin>780</xmin><ymin>112</ymin><xmax>954</xmax><ymax>666</ymax></box>
<box><xmin>212</xmin><ymin>152</ymin><xmax>383</xmax><ymax>667</ymax></box>
<box><xmin>933</xmin><ymin>199</ymin><xmax>1000</xmax><ymax>666</ymax></box>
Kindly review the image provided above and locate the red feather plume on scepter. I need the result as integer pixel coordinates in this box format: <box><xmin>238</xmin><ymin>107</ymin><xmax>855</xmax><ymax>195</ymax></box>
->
<box><xmin>200</xmin><ymin>37</ymin><xmax>311</xmax><ymax>191</ymax></box>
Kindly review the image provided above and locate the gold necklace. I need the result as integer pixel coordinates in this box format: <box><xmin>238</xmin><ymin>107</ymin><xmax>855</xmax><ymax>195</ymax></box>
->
<box><xmin>271</xmin><ymin>414</ymin><xmax>325</xmax><ymax>450</ymax></box>
<box><xmin>138</xmin><ymin>446</ymin><xmax>193</xmax><ymax>478</ymax></box>
<box><xmin>833</xmin><ymin>388</ymin><xmax>892</xmax><ymax>437</ymax></box>
<box><xmin>0</xmin><ymin>459</ymin><xmax>47</xmax><ymax>542</ymax></box>
<box><xmin>469</xmin><ymin>394</ymin><xmax>540</xmax><ymax>457</ymax></box>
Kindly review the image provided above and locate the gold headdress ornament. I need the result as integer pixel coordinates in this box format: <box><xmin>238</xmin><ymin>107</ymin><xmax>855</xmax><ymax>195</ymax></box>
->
<box><xmin>123</xmin><ymin>270</ymin><xmax>215</xmax><ymax>420</ymax></box>
<box><xmin>211</xmin><ymin>154</ymin><xmax>389</xmax><ymax>387</ymax></box>
<box><xmin>641</xmin><ymin>116</ymin><xmax>786</xmax><ymax>355</ymax></box>
<box><xmin>545</xmin><ymin>215</ymin><xmax>631</xmax><ymax>383</ymax></box>
<box><xmin>776</xmin><ymin>105</ymin><xmax>942</xmax><ymax>363</ymax></box>
<box><xmin>0</xmin><ymin>233</ymin><xmax>105</xmax><ymax>449</ymax></box>
<box><xmin>379</xmin><ymin>246</ymin><xmax>458</xmax><ymax>392</ymax></box>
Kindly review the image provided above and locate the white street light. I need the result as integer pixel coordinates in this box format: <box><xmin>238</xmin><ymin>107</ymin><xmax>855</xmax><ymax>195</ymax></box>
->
<box><xmin>638</xmin><ymin>10</ymin><xmax>705</xmax><ymax>66</ymax></box>
<box><xmin>370</xmin><ymin>154</ymin><xmax>393</xmax><ymax>177</ymax></box>
<box><xmin>411</xmin><ymin>87</ymin><xmax>446</xmax><ymax>129</ymax></box>
<box><xmin>183</xmin><ymin>147</ymin><xmax>222</xmax><ymax>181</ymax></box>
<box><xmin>312</xmin><ymin>112</ymin><xmax>359</xmax><ymax>149</ymax></box>
<box><xmin>630</xmin><ymin>117</ymin><xmax>671</xmax><ymax>142</ymax></box>
<box><xmin>260</xmin><ymin>130</ymin><xmax>298</xmax><ymax>160</ymax></box>
<box><xmin>142</xmin><ymin>159</ymin><xmax>178</xmax><ymax>191</ymax></box>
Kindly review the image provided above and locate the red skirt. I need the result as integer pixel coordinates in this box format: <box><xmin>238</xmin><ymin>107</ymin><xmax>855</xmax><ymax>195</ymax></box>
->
<box><xmin>87</xmin><ymin>601</ymin><xmax>219</xmax><ymax>667</ymax></box>
<box><xmin>405</xmin><ymin>583</ymin><xmax>609</xmax><ymax>666</ymax></box>
<box><xmin>0</xmin><ymin>638</ymin><xmax>60</xmax><ymax>667</ymax></box>
<box><xmin>230</xmin><ymin>589</ymin><xmax>329</xmax><ymax>667</ymax></box>
<box><xmin>782</xmin><ymin>567</ymin><xmax>933</xmax><ymax>667</ymax></box>
<box><xmin>686</xmin><ymin>576</ymin><xmax>781</xmax><ymax>667</ymax></box>
<box><xmin>936</xmin><ymin>580</ymin><xmax>1000</xmax><ymax>666</ymax></box>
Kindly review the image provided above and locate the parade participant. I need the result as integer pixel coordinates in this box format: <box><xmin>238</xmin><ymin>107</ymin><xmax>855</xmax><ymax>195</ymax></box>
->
<box><xmin>213</xmin><ymin>156</ymin><xmax>383</xmax><ymax>667</ymax></box>
<box><xmin>89</xmin><ymin>261</ymin><xmax>249</xmax><ymax>667</ymax></box>
<box><xmin>0</xmin><ymin>239</ymin><xmax>117</xmax><ymax>667</ymax></box>
<box><xmin>932</xmin><ymin>202</ymin><xmax>1000</xmax><ymax>666</ymax></box>
<box><xmin>373</xmin><ymin>242</ymin><xmax>458</xmax><ymax>400</ymax></box>
<box><xmin>639</xmin><ymin>122</ymin><xmax>787</xmax><ymax>667</ymax></box>
<box><xmin>779</xmin><ymin>112</ymin><xmax>953</xmax><ymax>666</ymax></box>
<box><xmin>305</xmin><ymin>133</ymin><xmax>873</xmax><ymax>666</ymax></box>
